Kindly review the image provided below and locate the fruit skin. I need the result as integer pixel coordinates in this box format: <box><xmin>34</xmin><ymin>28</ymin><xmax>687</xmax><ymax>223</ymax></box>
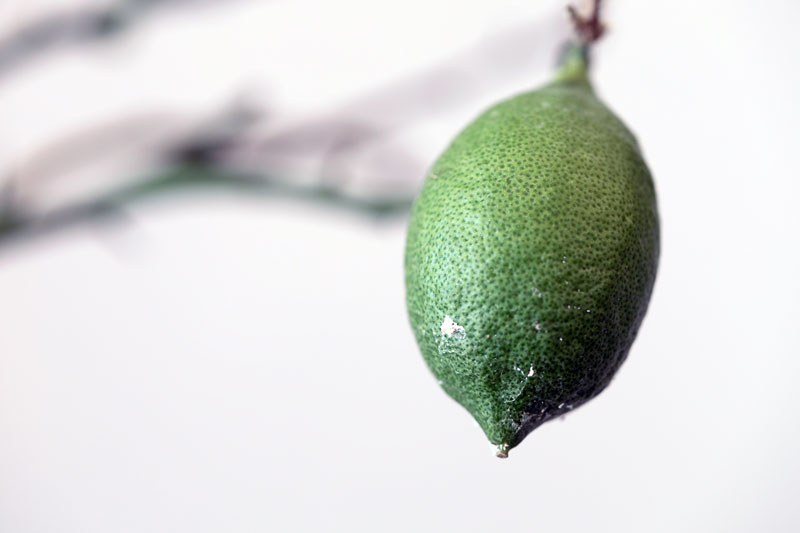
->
<box><xmin>404</xmin><ymin>57</ymin><xmax>659</xmax><ymax>456</ymax></box>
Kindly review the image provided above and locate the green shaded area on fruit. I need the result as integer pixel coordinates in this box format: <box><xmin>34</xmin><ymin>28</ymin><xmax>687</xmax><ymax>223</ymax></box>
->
<box><xmin>404</xmin><ymin>7</ymin><xmax>659</xmax><ymax>457</ymax></box>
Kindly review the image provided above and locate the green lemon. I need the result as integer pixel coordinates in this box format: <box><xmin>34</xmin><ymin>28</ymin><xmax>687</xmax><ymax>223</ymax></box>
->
<box><xmin>404</xmin><ymin>46</ymin><xmax>659</xmax><ymax>457</ymax></box>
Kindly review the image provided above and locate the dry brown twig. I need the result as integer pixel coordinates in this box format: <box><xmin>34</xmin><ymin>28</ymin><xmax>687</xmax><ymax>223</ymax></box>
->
<box><xmin>567</xmin><ymin>0</ymin><xmax>605</xmax><ymax>45</ymax></box>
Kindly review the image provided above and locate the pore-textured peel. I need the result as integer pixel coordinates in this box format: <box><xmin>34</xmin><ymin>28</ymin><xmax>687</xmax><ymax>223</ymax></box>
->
<box><xmin>404</xmin><ymin>46</ymin><xmax>659</xmax><ymax>457</ymax></box>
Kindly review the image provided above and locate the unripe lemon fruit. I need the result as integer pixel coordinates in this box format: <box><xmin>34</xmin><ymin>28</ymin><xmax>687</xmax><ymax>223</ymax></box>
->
<box><xmin>404</xmin><ymin>46</ymin><xmax>659</xmax><ymax>457</ymax></box>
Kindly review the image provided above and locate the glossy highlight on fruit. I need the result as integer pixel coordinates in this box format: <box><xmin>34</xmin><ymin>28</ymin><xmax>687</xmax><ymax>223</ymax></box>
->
<box><xmin>404</xmin><ymin>46</ymin><xmax>659</xmax><ymax>457</ymax></box>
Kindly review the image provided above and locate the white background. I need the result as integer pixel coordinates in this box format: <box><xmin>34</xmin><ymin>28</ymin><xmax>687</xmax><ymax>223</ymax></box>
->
<box><xmin>1</xmin><ymin>1</ymin><xmax>799</xmax><ymax>531</ymax></box>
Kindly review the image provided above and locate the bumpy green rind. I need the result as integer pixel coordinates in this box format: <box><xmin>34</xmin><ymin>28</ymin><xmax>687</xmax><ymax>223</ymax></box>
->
<box><xmin>404</xmin><ymin>77</ymin><xmax>659</xmax><ymax>453</ymax></box>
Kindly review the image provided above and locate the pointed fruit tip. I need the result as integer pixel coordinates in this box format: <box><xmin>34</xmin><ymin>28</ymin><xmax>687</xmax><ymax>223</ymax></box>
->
<box><xmin>495</xmin><ymin>444</ymin><xmax>510</xmax><ymax>458</ymax></box>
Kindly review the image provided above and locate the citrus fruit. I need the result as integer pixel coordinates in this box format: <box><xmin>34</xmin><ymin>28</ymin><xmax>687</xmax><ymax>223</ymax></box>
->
<box><xmin>404</xmin><ymin>46</ymin><xmax>659</xmax><ymax>457</ymax></box>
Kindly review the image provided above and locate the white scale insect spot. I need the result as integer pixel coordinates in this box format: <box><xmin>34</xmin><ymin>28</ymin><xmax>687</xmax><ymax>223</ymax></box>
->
<box><xmin>528</xmin><ymin>365</ymin><xmax>535</xmax><ymax>377</ymax></box>
<box><xmin>440</xmin><ymin>316</ymin><xmax>466</xmax><ymax>339</ymax></box>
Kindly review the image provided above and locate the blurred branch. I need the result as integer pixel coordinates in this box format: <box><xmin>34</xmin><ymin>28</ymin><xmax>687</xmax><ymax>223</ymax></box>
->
<box><xmin>0</xmin><ymin>0</ymin><xmax>247</xmax><ymax>80</ymax></box>
<box><xmin>0</xmin><ymin>88</ymin><xmax>421</xmax><ymax>252</ymax></box>
<box><xmin>0</xmin><ymin>94</ymin><xmax>417</xmax><ymax>252</ymax></box>
<box><xmin>0</xmin><ymin>163</ymin><xmax>413</xmax><ymax>252</ymax></box>
<box><xmin>0</xmin><ymin>7</ymin><xmax>567</xmax><ymax>252</ymax></box>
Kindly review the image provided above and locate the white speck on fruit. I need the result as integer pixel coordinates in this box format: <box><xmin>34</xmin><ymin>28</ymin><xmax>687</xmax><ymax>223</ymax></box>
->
<box><xmin>440</xmin><ymin>316</ymin><xmax>465</xmax><ymax>339</ymax></box>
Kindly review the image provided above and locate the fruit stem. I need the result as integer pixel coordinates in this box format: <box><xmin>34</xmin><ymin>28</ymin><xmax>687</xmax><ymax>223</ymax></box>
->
<box><xmin>556</xmin><ymin>0</ymin><xmax>605</xmax><ymax>85</ymax></box>
<box><xmin>555</xmin><ymin>43</ymin><xmax>591</xmax><ymax>86</ymax></box>
<box><xmin>567</xmin><ymin>0</ymin><xmax>605</xmax><ymax>46</ymax></box>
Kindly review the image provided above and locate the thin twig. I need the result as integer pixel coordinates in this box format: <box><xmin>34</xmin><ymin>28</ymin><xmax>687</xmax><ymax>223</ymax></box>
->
<box><xmin>567</xmin><ymin>0</ymin><xmax>605</xmax><ymax>45</ymax></box>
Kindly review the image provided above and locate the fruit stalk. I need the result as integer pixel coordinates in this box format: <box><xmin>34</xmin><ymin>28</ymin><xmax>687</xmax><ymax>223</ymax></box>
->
<box><xmin>557</xmin><ymin>0</ymin><xmax>605</xmax><ymax>86</ymax></box>
<box><xmin>568</xmin><ymin>0</ymin><xmax>605</xmax><ymax>47</ymax></box>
